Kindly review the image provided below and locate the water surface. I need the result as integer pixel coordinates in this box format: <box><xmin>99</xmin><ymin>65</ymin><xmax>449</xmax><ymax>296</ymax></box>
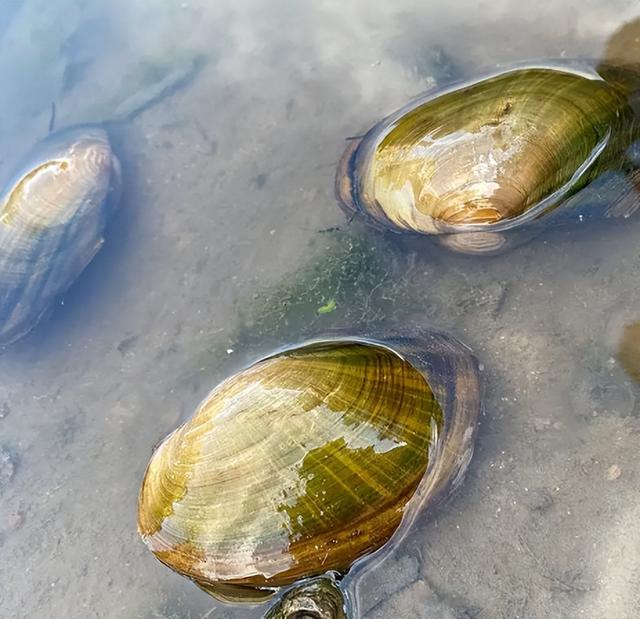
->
<box><xmin>1</xmin><ymin>1</ymin><xmax>640</xmax><ymax>617</ymax></box>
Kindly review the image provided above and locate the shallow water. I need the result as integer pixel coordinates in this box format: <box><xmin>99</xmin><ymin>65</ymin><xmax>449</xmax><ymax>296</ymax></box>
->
<box><xmin>1</xmin><ymin>1</ymin><xmax>640</xmax><ymax>617</ymax></box>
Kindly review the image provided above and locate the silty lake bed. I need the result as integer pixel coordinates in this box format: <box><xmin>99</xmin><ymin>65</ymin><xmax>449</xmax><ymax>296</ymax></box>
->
<box><xmin>1</xmin><ymin>0</ymin><xmax>640</xmax><ymax>617</ymax></box>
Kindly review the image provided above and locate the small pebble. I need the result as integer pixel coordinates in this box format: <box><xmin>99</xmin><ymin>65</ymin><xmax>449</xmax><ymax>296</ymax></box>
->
<box><xmin>7</xmin><ymin>510</ymin><xmax>24</xmax><ymax>531</ymax></box>
<box><xmin>526</xmin><ymin>488</ymin><xmax>553</xmax><ymax>513</ymax></box>
<box><xmin>532</xmin><ymin>417</ymin><xmax>551</xmax><ymax>432</ymax></box>
<box><xmin>606</xmin><ymin>464</ymin><xmax>622</xmax><ymax>481</ymax></box>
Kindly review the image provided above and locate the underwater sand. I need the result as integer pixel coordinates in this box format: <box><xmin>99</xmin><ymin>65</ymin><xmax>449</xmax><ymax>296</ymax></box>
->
<box><xmin>1</xmin><ymin>0</ymin><xmax>640</xmax><ymax>617</ymax></box>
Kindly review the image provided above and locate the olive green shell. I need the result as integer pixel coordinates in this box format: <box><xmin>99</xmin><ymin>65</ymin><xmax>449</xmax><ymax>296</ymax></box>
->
<box><xmin>0</xmin><ymin>126</ymin><xmax>121</xmax><ymax>346</ymax></box>
<box><xmin>336</xmin><ymin>66</ymin><xmax>640</xmax><ymax>254</ymax></box>
<box><xmin>137</xmin><ymin>328</ymin><xmax>480</xmax><ymax>602</ymax></box>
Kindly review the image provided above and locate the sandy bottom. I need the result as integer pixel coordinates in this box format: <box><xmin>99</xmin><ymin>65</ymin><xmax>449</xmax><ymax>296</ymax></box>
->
<box><xmin>1</xmin><ymin>1</ymin><xmax>640</xmax><ymax>617</ymax></box>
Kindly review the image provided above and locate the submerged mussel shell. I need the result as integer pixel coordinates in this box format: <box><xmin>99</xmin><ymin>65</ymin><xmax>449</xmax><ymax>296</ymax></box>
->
<box><xmin>336</xmin><ymin>66</ymin><xmax>640</xmax><ymax>254</ymax></box>
<box><xmin>0</xmin><ymin>125</ymin><xmax>121</xmax><ymax>346</ymax></box>
<box><xmin>137</xmin><ymin>328</ymin><xmax>480</xmax><ymax>603</ymax></box>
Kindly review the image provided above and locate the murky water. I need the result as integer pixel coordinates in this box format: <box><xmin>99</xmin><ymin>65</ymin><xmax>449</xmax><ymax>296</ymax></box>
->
<box><xmin>1</xmin><ymin>1</ymin><xmax>640</xmax><ymax>617</ymax></box>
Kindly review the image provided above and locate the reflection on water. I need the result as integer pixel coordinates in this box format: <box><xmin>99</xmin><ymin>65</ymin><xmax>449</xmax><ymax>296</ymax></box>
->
<box><xmin>1</xmin><ymin>1</ymin><xmax>640</xmax><ymax>617</ymax></box>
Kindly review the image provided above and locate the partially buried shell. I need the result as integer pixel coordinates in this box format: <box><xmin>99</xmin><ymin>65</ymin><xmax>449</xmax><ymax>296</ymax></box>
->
<box><xmin>137</xmin><ymin>328</ymin><xmax>480</xmax><ymax>603</ymax></box>
<box><xmin>336</xmin><ymin>65</ymin><xmax>640</xmax><ymax>254</ymax></box>
<box><xmin>0</xmin><ymin>126</ymin><xmax>121</xmax><ymax>346</ymax></box>
<box><xmin>264</xmin><ymin>577</ymin><xmax>348</xmax><ymax>619</ymax></box>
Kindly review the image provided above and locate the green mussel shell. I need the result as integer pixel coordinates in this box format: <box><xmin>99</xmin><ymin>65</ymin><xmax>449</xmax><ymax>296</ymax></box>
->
<box><xmin>336</xmin><ymin>66</ymin><xmax>640</xmax><ymax>254</ymax></box>
<box><xmin>137</xmin><ymin>329</ymin><xmax>480</xmax><ymax>602</ymax></box>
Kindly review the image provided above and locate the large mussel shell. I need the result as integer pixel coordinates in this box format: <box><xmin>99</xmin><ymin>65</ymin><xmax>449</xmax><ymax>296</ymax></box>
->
<box><xmin>137</xmin><ymin>327</ymin><xmax>480</xmax><ymax>603</ymax></box>
<box><xmin>0</xmin><ymin>125</ymin><xmax>121</xmax><ymax>346</ymax></box>
<box><xmin>336</xmin><ymin>65</ymin><xmax>640</xmax><ymax>254</ymax></box>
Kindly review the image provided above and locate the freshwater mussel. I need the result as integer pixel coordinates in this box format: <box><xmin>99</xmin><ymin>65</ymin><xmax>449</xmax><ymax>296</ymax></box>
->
<box><xmin>336</xmin><ymin>65</ymin><xmax>640</xmax><ymax>254</ymax></box>
<box><xmin>137</xmin><ymin>328</ymin><xmax>481</xmax><ymax>614</ymax></box>
<box><xmin>0</xmin><ymin>125</ymin><xmax>121</xmax><ymax>346</ymax></box>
